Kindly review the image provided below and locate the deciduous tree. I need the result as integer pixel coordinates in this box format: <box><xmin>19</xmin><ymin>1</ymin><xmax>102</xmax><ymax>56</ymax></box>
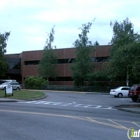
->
<box><xmin>71</xmin><ymin>22</ymin><xmax>94</xmax><ymax>86</ymax></box>
<box><xmin>0</xmin><ymin>32</ymin><xmax>10</xmax><ymax>77</ymax></box>
<box><xmin>108</xmin><ymin>18</ymin><xmax>140</xmax><ymax>86</ymax></box>
<box><xmin>38</xmin><ymin>27</ymin><xmax>57</xmax><ymax>81</ymax></box>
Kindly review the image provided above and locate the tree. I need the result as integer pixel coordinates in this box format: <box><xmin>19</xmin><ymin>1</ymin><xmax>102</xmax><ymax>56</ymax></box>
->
<box><xmin>24</xmin><ymin>76</ymin><xmax>48</xmax><ymax>89</ymax></box>
<box><xmin>0</xmin><ymin>32</ymin><xmax>10</xmax><ymax>77</ymax></box>
<box><xmin>38</xmin><ymin>26</ymin><xmax>57</xmax><ymax>81</ymax></box>
<box><xmin>94</xmin><ymin>41</ymin><xmax>100</xmax><ymax>46</ymax></box>
<box><xmin>108</xmin><ymin>18</ymin><xmax>140</xmax><ymax>86</ymax></box>
<box><xmin>71</xmin><ymin>22</ymin><xmax>94</xmax><ymax>86</ymax></box>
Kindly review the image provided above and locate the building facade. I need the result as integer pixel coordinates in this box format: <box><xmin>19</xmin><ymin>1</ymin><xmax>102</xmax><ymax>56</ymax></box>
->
<box><xmin>4</xmin><ymin>45</ymin><xmax>111</xmax><ymax>85</ymax></box>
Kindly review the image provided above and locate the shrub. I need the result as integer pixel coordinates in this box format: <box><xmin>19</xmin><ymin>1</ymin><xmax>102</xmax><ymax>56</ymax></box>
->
<box><xmin>24</xmin><ymin>76</ymin><xmax>48</xmax><ymax>89</ymax></box>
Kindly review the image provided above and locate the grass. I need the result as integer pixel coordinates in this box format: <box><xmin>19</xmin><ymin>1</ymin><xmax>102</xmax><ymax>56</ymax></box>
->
<box><xmin>0</xmin><ymin>89</ymin><xmax>46</xmax><ymax>100</ymax></box>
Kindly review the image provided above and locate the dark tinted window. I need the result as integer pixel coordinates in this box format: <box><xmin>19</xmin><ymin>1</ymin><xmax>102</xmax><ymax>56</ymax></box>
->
<box><xmin>6</xmin><ymin>58</ymin><xmax>21</xmax><ymax>69</ymax></box>
<box><xmin>24</xmin><ymin>60</ymin><xmax>40</xmax><ymax>65</ymax></box>
<box><xmin>121</xmin><ymin>88</ymin><xmax>129</xmax><ymax>90</ymax></box>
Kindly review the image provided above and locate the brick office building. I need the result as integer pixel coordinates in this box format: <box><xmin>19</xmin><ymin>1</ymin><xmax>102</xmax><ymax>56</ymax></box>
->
<box><xmin>4</xmin><ymin>45</ymin><xmax>111</xmax><ymax>85</ymax></box>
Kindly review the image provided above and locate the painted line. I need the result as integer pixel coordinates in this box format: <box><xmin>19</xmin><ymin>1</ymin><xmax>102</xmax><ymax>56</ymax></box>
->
<box><xmin>108</xmin><ymin>119</ymin><xmax>128</xmax><ymax>129</ymax></box>
<box><xmin>24</xmin><ymin>101</ymin><xmax>36</xmax><ymax>103</ymax></box>
<box><xmin>84</xmin><ymin>105</ymin><xmax>101</xmax><ymax>108</ymax></box>
<box><xmin>86</xmin><ymin>117</ymin><xmax>128</xmax><ymax>130</ymax></box>
<box><xmin>33</xmin><ymin>101</ymin><xmax>63</xmax><ymax>105</ymax></box>
<box><xmin>0</xmin><ymin>109</ymin><xmax>137</xmax><ymax>130</ymax></box>
<box><xmin>18</xmin><ymin>101</ymin><xmax>115</xmax><ymax>110</ymax></box>
<box><xmin>132</xmin><ymin>122</ymin><xmax>140</xmax><ymax>128</ymax></box>
<box><xmin>94</xmin><ymin>105</ymin><xmax>102</xmax><ymax>108</ymax></box>
<box><xmin>84</xmin><ymin>105</ymin><xmax>92</xmax><ymax>108</ymax></box>
<box><xmin>61</xmin><ymin>102</ymin><xmax>76</xmax><ymax>106</ymax></box>
<box><xmin>74</xmin><ymin>104</ymin><xmax>84</xmax><ymax>107</ymax></box>
<box><xmin>34</xmin><ymin>101</ymin><xmax>46</xmax><ymax>104</ymax></box>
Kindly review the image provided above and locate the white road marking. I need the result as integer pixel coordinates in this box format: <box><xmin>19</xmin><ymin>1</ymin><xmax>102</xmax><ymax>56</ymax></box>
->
<box><xmin>74</xmin><ymin>104</ymin><xmax>84</xmax><ymax>107</ymax></box>
<box><xmin>18</xmin><ymin>101</ymin><xmax>115</xmax><ymax>110</ymax></box>
<box><xmin>61</xmin><ymin>102</ymin><xmax>76</xmax><ymax>106</ymax></box>
<box><xmin>34</xmin><ymin>101</ymin><xmax>46</xmax><ymax>104</ymax></box>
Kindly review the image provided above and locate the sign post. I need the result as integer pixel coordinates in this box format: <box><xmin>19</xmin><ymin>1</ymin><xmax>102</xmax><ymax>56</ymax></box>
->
<box><xmin>5</xmin><ymin>84</ymin><xmax>13</xmax><ymax>97</ymax></box>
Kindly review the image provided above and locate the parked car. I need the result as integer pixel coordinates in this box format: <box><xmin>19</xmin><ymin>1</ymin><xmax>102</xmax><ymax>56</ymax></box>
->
<box><xmin>0</xmin><ymin>81</ymin><xmax>21</xmax><ymax>90</ymax></box>
<box><xmin>0</xmin><ymin>79</ymin><xmax>17</xmax><ymax>84</ymax></box>
<box><xmin>128</xmin><ymin>84</ymin><xmax>140</xmax><ymax>102</ymax></box>
<box><xmin>110</xmin><ymin>86</ymin><xmax>130</xmax><ymax>98</ymax></box>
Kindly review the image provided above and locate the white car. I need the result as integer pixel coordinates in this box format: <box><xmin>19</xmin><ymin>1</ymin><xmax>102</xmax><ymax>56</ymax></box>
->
<box><xmin>110</xmin><ymin>86</ymin><xmax>130</xmax><ymax>97</ymax></box>
<box><xmin>0</xmin><ymin>82</ymin><xmax>21</xmax><ymax>90</ymax></box>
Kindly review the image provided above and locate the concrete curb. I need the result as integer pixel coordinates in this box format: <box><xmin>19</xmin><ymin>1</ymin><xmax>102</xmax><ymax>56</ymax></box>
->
<box><xmin>117</xmin><ymin>108</ymin><xmax>140</xmax><ymax>114</ymax></box>
<box><xmin>0</xmin><ymin>94</ymin><xmax>47</xmax><ymax>102</ymax></box>
<box><xmin>23</xmin><ymin>94</ymin><xmax>47</xmax><ymax>101</ymax></box>
<box><xmin>23</xmin><ymin>89</ymin><xmax>109</xmax><ymax>95</ymax></box>
<box><xmin>115</xmin><ymin>104</ymin><xmax>140</xmax><ymax>114</ymax></box>
<box><xmin>0</xmin><ymin>99</ymin><xmax>18</xmax><ymax>102</ymax></box>
<box><xmin>25</xmin><ymin>89</ymin><xmax>87</xmax><ymax>94</ymax></box>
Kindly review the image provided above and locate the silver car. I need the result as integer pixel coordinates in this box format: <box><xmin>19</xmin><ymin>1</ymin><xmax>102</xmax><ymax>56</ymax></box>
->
<box><xmin>110</xmin><ymin>86</ymin><xmax>130</xmax><ymax>98</ymax></box>
<box><xmin>0</xmin><ymin>82</ymin><xmax>21</xmax><ymax>90</ymax></box>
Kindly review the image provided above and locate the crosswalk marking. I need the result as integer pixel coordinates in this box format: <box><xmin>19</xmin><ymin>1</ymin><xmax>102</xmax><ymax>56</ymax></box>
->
<box><xmin>18</xmin><ymin>101</ymin><xmax>115</xmax><ymax>110</ymax></box>
<box><xmin>34</xmin><ymin>101</ymin><xmax>46</xmax><ymax>104</ymax></box>
<box><xmin>61</xmin><ymin>102</ymin><xmax>75</xmax><ymax>106</ymax></box>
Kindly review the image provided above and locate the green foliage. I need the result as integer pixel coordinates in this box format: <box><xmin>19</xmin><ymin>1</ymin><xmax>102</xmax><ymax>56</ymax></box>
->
<box><xmin>24</xmin><ymin>76</ymin><xmax>48</xmax><ymax>89</ymax></box>
<box><xmin>94</xmin><ymin>41</ymin><xmax>100</xmax><ymax>46</ymax></box>
<box><xmin>0</xmin><ymin>54</ymin><xmax>9</xmax><ymax>77</ymax></box>
<box><xmin>0</xmin><ymin>32</ymin><xmax>10</xmax><ymax>53</ymax></box>
<box><xmin>38</xmin><ymin>26</ymin><xmax>57</xmax><ymax>80</ymax></box>
<box><xmin>0</xmin><ymin>32</ymin><xmax>10</xmax><ymax>77</ymax></box>
<box><xmin>108</xmin><ymin>18</ymin><xmax>140</xmax><ymax>85</ymax></box>
<box><xmin>71</xmin><ymin>22</ymin><xmax>94</xmax><ymax>86</ymax></box>
<box><xmin>38</xmin><ymin>49</ymin><xmax>57</xmax><ymax>79</ymax></box>
<box><xmin>87</xmin><ymin>70</ymin><xmax>109</xmax><ymax>86</ymax></box>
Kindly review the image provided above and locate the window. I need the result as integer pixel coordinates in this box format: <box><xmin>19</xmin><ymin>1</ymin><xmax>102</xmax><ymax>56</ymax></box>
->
<box><xmin>49</xmin><ymin>77</ymin><xmax>73</xmax><ymax>81</ymax></box>
<box><xmin>121</xmin><ymin>88</ymin><xmax>129</xmax><ymax>90</ymax></box>
<box><xmin>6</xmin><ymin>58</ymin><xmax>21</xmax><ymax>69</ymax></box>
<box><xmin>91</xmin><ymin>57</ymin><xmax>109</xmax><ymax>62</ymax></box>
<box><xmin>57</xmin><ymin>59</ymin><xmax>75</xmax><ymax>64</ymax></box>
<box><xmin>24</xmin><ymin>60</ymin><xmax>40</xmax><ymax>65</ymax></box>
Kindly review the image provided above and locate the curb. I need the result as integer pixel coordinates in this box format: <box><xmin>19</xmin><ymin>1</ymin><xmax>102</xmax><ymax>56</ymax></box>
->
<box><xmin>115</xmin><ymin>104</ymin><xmax>140</xmax><ymax>108</ymax></box>
<box><xmin>115</xmin><ymin>104</ymin><xmax>140</xmax><ymax>114</ymax></box>
<box><xmin>117</xmin><ymin>108</ymin><xmax>140</xmax><ymax>114</ymax></box>
<box><xmin>0</xmin><ymin>94</ymin><xmax>47</xmax><ymax>102</ymax></box>
<box><xmin>28</xmin><ymin>89</ymin><xmax>87</xmax><ymax>94</ymax></box>
<box><xmin>22</xmin><ymin>89</ymin><xmax>109</xmax><ymax>94</ymax></box>
<box><xmin>0</xmin><ymin>99</ymin><xmax>18</xmax><ymax>102</ymax></box>
<box><xmin>23</xmin><ymin>94</ymin><xmax>47</xmax><ymax>101</ymax></box>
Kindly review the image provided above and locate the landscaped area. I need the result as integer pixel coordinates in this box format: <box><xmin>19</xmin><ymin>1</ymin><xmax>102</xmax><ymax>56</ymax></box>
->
<box><xmin>0</xmin><ymin>90</ymin><xmax>46</xmax><ymax>100</ymax></box>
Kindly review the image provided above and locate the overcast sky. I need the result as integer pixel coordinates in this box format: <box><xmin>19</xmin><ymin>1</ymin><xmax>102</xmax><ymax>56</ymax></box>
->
<box><xmin>0</xmin><ymin>0</ymin><xmax>140</xmax><ymax>54</ymax></box>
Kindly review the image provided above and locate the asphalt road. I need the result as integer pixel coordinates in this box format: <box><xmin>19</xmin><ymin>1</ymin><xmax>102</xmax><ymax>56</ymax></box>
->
<box><xmin>0</xmin><ymin>91</ymin><xmax>140</xmax><ymax>140</ymax></box>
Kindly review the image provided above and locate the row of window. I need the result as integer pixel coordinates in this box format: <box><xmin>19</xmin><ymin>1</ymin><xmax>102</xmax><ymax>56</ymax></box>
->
<box><xmin>6</xmin><ymin>58</ymin><xmax>21</xmax><ymax>69</ymax></box>
<box><xmin>24</xmin><ymin>57</ymin><xmax>109</xmax><ymax>65</ymax></box>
